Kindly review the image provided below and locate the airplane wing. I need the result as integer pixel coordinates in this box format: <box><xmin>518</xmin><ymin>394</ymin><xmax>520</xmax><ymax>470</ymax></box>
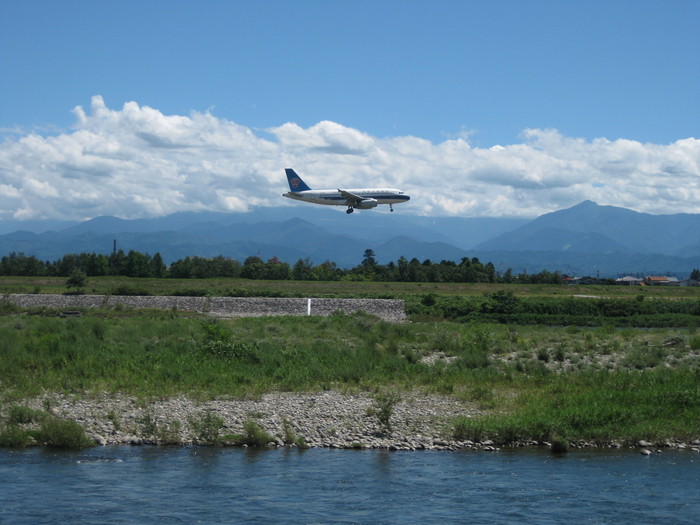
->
<box><xmin>338</xmin><ymin>189</ymin><xmax>364</xmax><ymax>205</ymax></box>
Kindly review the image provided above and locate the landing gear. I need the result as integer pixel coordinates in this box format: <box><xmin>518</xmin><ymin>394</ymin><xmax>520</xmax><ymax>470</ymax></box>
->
<box><xmin>390</xmin><ymin>204</ymin><xmax>394</xmax><ymax>212</ymax></box>
<box><xmin>346</xmin><ymin>207</ymin><xmax>354</xmax><ymax>214</ymax></box>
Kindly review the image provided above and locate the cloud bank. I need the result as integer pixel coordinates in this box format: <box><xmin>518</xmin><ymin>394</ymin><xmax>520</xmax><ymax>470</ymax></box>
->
<box><xmin>1</xmin><ymin>95</ymin><xmax>699</xmax><ymax>221</ymax></box>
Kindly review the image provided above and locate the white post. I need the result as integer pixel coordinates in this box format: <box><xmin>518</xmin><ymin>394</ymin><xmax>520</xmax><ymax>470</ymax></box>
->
<box><xmin>307</xmin><ymin>298</ymin><xmax>311</xmax><ymax>316</ymax></box>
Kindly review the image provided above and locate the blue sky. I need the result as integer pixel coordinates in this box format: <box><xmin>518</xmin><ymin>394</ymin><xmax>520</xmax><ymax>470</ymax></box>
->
<box><xmin>1</xmin><ymin>0</ymin><xmax>699</xmax><ymax>221</ymax></box>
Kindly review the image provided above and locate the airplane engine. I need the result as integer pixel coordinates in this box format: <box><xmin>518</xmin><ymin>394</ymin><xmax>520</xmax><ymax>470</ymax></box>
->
<box><xmin>355</xmin><ymin>198</ymin><xmax>378</xmax><ymax>209</ymax></box>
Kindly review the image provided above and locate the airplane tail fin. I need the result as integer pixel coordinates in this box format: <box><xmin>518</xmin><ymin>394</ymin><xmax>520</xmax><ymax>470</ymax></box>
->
<box><xmin>285</xmin><ymin>168</ymin><xmax>311</xmax><ymax>192</ymax></box>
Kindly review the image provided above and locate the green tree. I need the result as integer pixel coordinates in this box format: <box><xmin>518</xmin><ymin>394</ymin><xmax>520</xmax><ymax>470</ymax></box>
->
<box><xmin>312</xmin><ymin>260</ymin><xmax>342</xmax><ymax>281</ymax></box>
<box><xmin>125</xmin><ymin>250</ymin><xmax>151</xmax><ymax>277</ymax></box>
<box><xmin>362</xmin><ymin>249</ymin><xmax>377</xmax><ymax>268</ymax></box>
<box><xmin>108</xmin><ymin>249</ymin><xmax>128</xmax><ymax>275</ymax></box>
<box><xmin>169</xmin><ymin>256</ymin><xmax>194</xmax><ymax>278</ymax></box>
<box><xmin>150</xmin><ymin>252</ymin><xmax>167</xmax><ymax>277</ymax></box>
<box><xmin>240</xmin><ymin>256</ymin><xmax>266</xmax><ymax>279</ymax></box>
<box><xmin>66</xmin><ymin>270</ymin><xmax>87</xmax><ymax>292</ymax></box>
<box><xmin>0</xmin><ymin>252</ymin><xmax>45</xmax><ymax>276</ymax></box>
<box><xmin>292</xmin><ymin>258</ymin><xmax>315</xmax><ymax>280</ymax></box>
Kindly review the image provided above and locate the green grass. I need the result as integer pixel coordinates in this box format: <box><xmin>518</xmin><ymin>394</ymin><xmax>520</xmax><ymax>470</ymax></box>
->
<box><xmin>2</xmin><ymin>310</ymin><xmax>699</xmax><ymax>398</ymax></box>
<box><xmin>452</xmin><ymin>369</ymin><xmax>700</xmax><ymax>445</ymax></box>
<box><xmin>2</xmin><ymin>301</ymin><xmax>699</xmax><ymax>445</ymax></box>
<box><xmin>0</xmin><ymin>405</ymin><xmax>93</xmax><ymax>448</ymax></box>
<box><xmin>225</xmin><ymin>420</ymin><xmax>276</xmax><ymax>447</ymax></box>
<box><xmin>3</xmin><ymin>275</ymin><xmax>700</xmax><ymax>299</ymax></box>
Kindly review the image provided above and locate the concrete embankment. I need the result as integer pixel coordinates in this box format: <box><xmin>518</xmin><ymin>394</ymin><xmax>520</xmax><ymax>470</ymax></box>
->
<box><xmin>3</xmin><ymin>294</ymin><xmax>406</xmax><ymax>322</ymax></box>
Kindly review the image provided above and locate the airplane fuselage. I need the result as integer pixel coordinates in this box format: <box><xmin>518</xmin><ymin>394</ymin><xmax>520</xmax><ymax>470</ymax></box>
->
<box><xmin>283</xmin><ymin>188</ymin><xmax>410</xmax><ymax>208</ymax></box>
<box><xmin>283</xmin><ymin>168</ymin><xmax>410</xmax><ymax>213</ymax></box>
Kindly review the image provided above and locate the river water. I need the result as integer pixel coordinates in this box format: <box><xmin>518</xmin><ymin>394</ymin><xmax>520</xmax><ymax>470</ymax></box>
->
<box><xmin>1</xmin><ymin>447</ymin><xmax>698</xmax><ymax>524</ymax></box>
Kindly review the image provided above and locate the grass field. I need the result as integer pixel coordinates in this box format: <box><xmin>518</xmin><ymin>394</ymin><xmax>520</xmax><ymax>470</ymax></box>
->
<box><xmin>2</xmin><ymin>275</ymin><xmax>700</xmax><ymax>299</ymax></box>
<box><xmin>1</xmin><ymin>277</ymin><xmax>699</xmax><ymax>446</ymax></box>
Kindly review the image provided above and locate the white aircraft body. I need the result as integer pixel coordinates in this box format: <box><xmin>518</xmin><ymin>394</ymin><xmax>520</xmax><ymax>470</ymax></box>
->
<box><xmin>283</xmin><ymin>168</ymin><xmax>410</xmax><ymax>214</ymax></box>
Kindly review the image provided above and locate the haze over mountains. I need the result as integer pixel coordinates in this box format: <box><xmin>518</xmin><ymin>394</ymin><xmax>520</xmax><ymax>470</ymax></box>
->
<box><xmin>1</xmin><ymin>201</ymin><xmax>700</xmax><ymax>278</ymax></box>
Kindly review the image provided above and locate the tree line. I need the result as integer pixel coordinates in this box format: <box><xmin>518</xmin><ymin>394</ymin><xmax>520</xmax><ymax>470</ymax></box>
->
<box><xmin>5</xmin><ymin>249</ymin><xmax>697</xmax><ymax>284</ymax></box>
<box><xmin>0</xmin><ymin>249</ymin><xmax>568</xmax><ymax>284</ymax></box>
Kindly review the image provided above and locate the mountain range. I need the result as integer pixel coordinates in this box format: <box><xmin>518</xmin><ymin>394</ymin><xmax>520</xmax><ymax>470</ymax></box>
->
<box><xmin>2</xmin><ymin>201</ymin><xmax>700</xmax><ymax>277</ymax></box>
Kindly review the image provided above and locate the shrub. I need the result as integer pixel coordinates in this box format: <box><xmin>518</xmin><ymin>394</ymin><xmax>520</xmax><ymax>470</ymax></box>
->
<box><xmin>622</xmin><ymin>346</ymin><xmax>667</xmax><ymax>369</ymax></box>
<box><xmin>282</xmin><ymin>418</ymin><xmax>308</xmax><ymax>448</ymax></box>
<box><xmin>431</xmin><ymin>330</ymin><xmax>462</xmax><ymax>354</ymax></box>
<box><xmin>282</xmin><ymin>418</ymin><xmax>297</xmax><ymax>445</ymax></box>
<box><xmin>481</xmin><ymin>291</ymin><xmax>520</xmax><ymax>314</ymax></box>
<box><xmin>199</xmin><ymin>340</ymin><xmax>259</xmax><ymax>362</ymax></box>
<box><xmin>139</xmin><ymin>412</ymin><xmax>158</xmax><ymax>437</ymax></box>
<box><xmin>550</xmin><ymin>438</ymin><xmax>569</xmax><ymax>454</ymax></box>
<box><xmin>690</xmin><ymin>336</ymin><xmax>700</xmax><ymax>350</ymax></box>
<box><xmin>40</xmin><ymin>417</ymin><xmax>94</xmax><ymax>448</ymax></box>
<box><xmin>421</xmin><ymin>293</ymin><xmax>437</xmax><ymax>306</ymax></box>
<box><xmin>157</xmin><ymin>420</ymin><xmax>182</xmax><ymax>445</ymax></box>
<box><xmin>8</xmin><ymin>405</ymin><xmax>46</xmax><ymax>424</ymax></box>
<box><xmin>110</xmin><ymin>285</ymin><xmax>151</xmax><ymax>296</ymax></box>
<box><xmin>66</xmin><ymin>271</ymin><xmax>87</xmax><ymax>291</ymax></box>
<box><xmin>236</xmin><ymin>420</ymin><xmax>275</xmax><ymax>447</ymax></box>
<box><xmin>368</xmin><ymin>389</ymin><xmax>400</xmax><ymax>433</ymax></box>
<box><xmin>172</xmin><ymin>288</ymin><xmax>210</xmax><ymax>297</ymax></box>
<box><xmin>189</xmin><ymin>411</ymin><xmax>225</xmax><ymax>445</ymax></box>
<box><xmin>452</xmin><ymin>417</ymin><xmax>488</xmax><ymax>442</ymax></box>
<box><xmin>0</xmin><ymin>425</ymin><xmax>34</xmax><ymax>448</ymax></box>
<box><xmin>225</xmin><ymin>288</ymin><xmax>288</xmax><ymax>298</ymax></box>
<box><xmin>106</xmin><ymin>410</ymin><xmax>121</xmax><ymax>430</ymax></box>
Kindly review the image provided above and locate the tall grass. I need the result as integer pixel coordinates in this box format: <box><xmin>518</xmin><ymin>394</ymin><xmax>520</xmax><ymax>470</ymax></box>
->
<box><xmin>2</xmin><ymin>308</ymin><xmax>700</xmax><ymax>442</ymax></box>
<box><xmin>2</xmin><ymin>311</ymin><xmax>699</xmax><ymax>397</ymax></box>
<box><xmin>453</xmin><ymin>369</ymin><xmax>700</xmax><ymax>445</ymax></box>
<box><xmin>0</xmin><ymin>405</ymin><xmax>93</xmax><ymax>448</ymax></box>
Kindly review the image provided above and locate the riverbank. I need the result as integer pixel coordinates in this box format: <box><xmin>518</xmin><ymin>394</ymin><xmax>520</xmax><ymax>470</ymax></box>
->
<box><xmin>3</xmin><ymin>307</ymin><xmax>700</xmax><ymax>450</ymax></box>
<box><xmin>6</xmin><ymin>391</ymin><xmax>700</xmax><ymax>452</ymax></box>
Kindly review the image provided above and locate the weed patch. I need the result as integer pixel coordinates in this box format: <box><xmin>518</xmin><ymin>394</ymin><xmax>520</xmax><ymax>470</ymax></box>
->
<box><xmin>230</xmin><ymin>420</ymin><xmax>275</xmax><ymax>447</ymax></box>
<box><xmin>367</xmin><ymin>389</ymin><xmax>401</xmax><ymax>433</ymax></box>
<box><xmin>40</xmin><ymin>417</ymin><xmax>93</xmax><ymax>448</ymax></box>
<box><xmin>189</xmin><ymin>411</ymin><xmax>225</xmax><ymax>445</ymax></box>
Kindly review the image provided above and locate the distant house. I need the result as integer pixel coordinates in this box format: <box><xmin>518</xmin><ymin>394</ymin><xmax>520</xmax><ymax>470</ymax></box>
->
<box><xmin>644</xmin><ymin>276</ymin><xmax>680</xmax><ymax>286</ymax></box>
<box><xmin>565</xmin><ymin>276</ymin><xmax>600</xmax><ymax>285</ymax></box>
<box><xmin>616</xmin><ymin>276</ymin><xmax>644</xmax><ymax>286</ymax></box>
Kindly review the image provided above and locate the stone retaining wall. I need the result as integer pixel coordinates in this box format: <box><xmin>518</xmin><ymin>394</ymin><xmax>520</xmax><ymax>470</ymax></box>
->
<box><xmin>3</xmin><ymin>294</ymin><xmax>406</xmax><ymax>322</ymax></box>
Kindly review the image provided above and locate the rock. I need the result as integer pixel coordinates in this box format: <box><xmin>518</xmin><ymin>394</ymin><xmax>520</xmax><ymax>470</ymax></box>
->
<box><xmin>638</xmin><ymin>440</ymin><xmax>653</xmax><ymax>447</ymax></box>
<box><xmin>640</xmin><ymin>449</ymin><xmax>652</xmax><ymax>455</ymax></box>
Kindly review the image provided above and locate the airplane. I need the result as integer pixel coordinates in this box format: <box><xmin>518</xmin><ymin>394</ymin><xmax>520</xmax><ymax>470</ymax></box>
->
<box><xmin>283</xmin><ymin>168</ymin><xmax>410</xmax><ymax>214</ymax></box>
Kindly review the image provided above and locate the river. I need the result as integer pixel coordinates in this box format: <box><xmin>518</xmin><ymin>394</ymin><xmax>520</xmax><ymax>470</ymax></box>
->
<box><xmin>1</xmin><ymin>447</ymin><xmax>698</xmax><ymax>524</ymax></box>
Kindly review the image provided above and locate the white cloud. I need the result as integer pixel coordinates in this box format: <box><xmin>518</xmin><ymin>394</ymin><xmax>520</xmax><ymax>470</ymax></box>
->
<box><xmin>1</xmin><ymin>96</ymin><xmax>699</xmax><ymax>221</ymax></box>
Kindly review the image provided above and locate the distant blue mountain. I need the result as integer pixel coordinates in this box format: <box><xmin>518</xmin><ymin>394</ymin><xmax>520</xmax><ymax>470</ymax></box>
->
<box><xmin>0</xmin><ymin>219</ymin><xmax>78</xmax><ymax>235</ymax></box>
<box><xmin>477</xmin><ymin>200</ymin><xmax>700</xmax><ymax>255</ymax></box>
<box><xmin>2</xmin><ymin>202</ymin><xmax>700</xmax><ymax>276</ymax></box>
